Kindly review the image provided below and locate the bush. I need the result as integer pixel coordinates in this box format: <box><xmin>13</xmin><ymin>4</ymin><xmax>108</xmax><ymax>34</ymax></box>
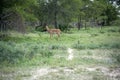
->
<box><xmin>35</xmin><ymin>26</ymin><xmax>46</xmax><ymax>32</ymax></box>
<box><xmin>111</xmin><ymin>19</ymin><xmax>120</xmax><ymax>26</ymax></box>
<box><xmin>40</xmin><ymin>50</ymin><xmax>53</xmax><ymax>58</ymax></box>
<box><xmin>0</xmin><ymin>41</ymin><xmax>24</xmax><ymax>64</ymax></box>
<box><xmin>72</xmin><ymin>41</ymin><xmax>120</xmax><ymax>50</ymax></box>
<box><xmin>108</xmin><ymin>29</ymin><xmax>117</xmax><ymax>32</ymax></box>
<box><xmin>87</xmin><ymin>44</ymin><xmax>100</xmax><ymax>49</ymax></box>
<box><xmin>99</xmin><ymin>31</ymin><xmax>105</xmax><ymax>34</ymax></box>
<box><xmin>0</xmin><ymin>32</ymin><xmax>9</xmax><ymax>41</ymax></box>
<box><xmin>101</xmin><ymin>42</ymin><xmax>120</xmax><ymax>49</ymax></box>
<box><xmin>72</xmin><ymin>43</ymin><xmax>86</xmax><ymax>49</ymax></box>
<box><xmin>72</xmin><ymin>43</ymin><xmax>100</xmax><ymax>49</ymax></box>
<box><xmin>59</xmin><ymin>24</ymin><xmax>71</xmax><ymax>32</ymax></box>
<box><xmin>0</xmin><ymin>41</ymin><xmax>54</xmax><ymax>65</ymax></box>
<box><xmin>91</xmin><ymin>33</ymin><xmax>99</xmax><ymax>37</ymax></box>
<box><xmin>111</xmin><ymin>51</ymin><xmax>120</xmax><ymax>64</ymax></box>
<box><xmin>49</xmin><ymin>44</ymin><xmax>67</xmax><ymax>50</ymax></box>
<box><xmin>72</xmin><ymin>40</ymin><xmax>100</xmax><ymax>49</ymax></box>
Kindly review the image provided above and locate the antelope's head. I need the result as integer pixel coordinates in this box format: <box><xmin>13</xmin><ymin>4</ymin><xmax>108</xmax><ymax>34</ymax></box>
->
<box><xmin>46</xmin><ymin>26</ymin><xmax>49</xmax><ymax>30</ymax></box>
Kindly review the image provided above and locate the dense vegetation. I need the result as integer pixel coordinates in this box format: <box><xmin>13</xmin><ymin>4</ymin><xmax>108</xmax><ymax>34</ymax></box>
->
<box><xmin>0</xmin><ymin>0</ymin><xmax>120</xmax><ymax>32</ymax></box>
<box><xmin>0</xmin><ymin>26</ymin><xmax>120</xmax><ymax>66</ymax></box>
<box><xmin>0</xmin><ymin>0</ymin><xmax>120</xmax><ymax>80</ymax></box>
<box><xmin>0</xmin><ymin>26</ymin><xmax>120</xmax><ymax>80</ymax></box>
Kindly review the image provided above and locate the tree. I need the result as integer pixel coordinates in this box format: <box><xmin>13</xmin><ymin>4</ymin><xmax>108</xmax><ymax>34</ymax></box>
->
<box><xmin>0</xmin><ymin>0</ymin><xmax>37</xmax><ymax>33</ymax></box>
<box><xmin>95</xmin><ymin>0</ymin><xmax>119</xmax><ymax>25</ymax></box>
<box><xmin>105</xmin><ymin>4</ymin><xmax>118</xmax><ymax>25</ymax></box>
<box><xmin>34</xmin><ymin>0</ymin><xmax>82</xmax><ymax>29</ymax></box>
<box><xmin>109</xmin><ymin>0</ymin><xmax>120</xmax><ymax>5</ymax></box>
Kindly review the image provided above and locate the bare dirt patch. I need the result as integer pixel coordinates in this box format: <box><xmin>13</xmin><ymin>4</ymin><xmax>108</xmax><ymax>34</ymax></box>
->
<box><xmin>67</xmin><ymin>48</ymin><xmax>74</xmax><ymax>60</ymax></box>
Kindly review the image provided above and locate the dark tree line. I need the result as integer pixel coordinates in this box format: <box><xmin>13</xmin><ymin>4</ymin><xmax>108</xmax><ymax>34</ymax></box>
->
<box><xmin>0</xmin><ymin>0</ymin><xmax>36</xmax><ymax>33</ymax></box>
<box><xmin>0</xmin><ymin>0</ymin><xmax>120</xmax><ymax>33</ymax></box>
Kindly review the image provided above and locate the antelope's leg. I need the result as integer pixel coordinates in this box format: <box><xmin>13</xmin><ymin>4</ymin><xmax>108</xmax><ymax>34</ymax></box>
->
<box><xmin>57</xmin><ymin>33</ymin><xmax>60</xmax><ymax>37</ymax></box>
<box><xmin>50</xmin><ymin>33</ymin><xmax>53</xmax><ymax>38</ymax></box>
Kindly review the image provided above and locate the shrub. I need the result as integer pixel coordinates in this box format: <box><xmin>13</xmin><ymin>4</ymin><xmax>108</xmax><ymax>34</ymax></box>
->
<box><xmin>72</xmin><ymin>43</ymin><xmax>86</xmax><ymax>49</ymax></box>
<box><xmin>40</xmin><ymin>50</ymin><xmax>53</xmax><ymax>58</ymax></box>
<box><xmin>99</xmin><ymin>31</ymin><xmax>105</xmax><ymax>34</ymax></box>
<box><xmin>111</xmin><ymin>52</ymin><xmax>120</xmax><ymax>64</ymax></box>
<box><xmin>91</xmin><ymin>33</ymin><xmax>99</xmax><ymax>37</ymax></box>
<box><xmin>101</xmin><ymin>43</ymin><xmax>120</xmax><ymax>49</ymax></box>
<box><xmin>73</xmin><ymin>41</ymin><xmax>120</xmax><ymax>49</ymax></box>
<box><xmin>58</xmin><ymin>24</ymin><xmax>71</xmax><ymax>32</ymax></box>
<box><xmin>73</xmin><ymin>43</ymin><xmax>100</xmax><ymax>49</ymax></box>
<box><xmin>111</xmin><ymin>19</ymin><xmax>120</xmax><ymax>26</ymax></box>
<box><xmin>118</xmin><ymin>29</ymin><xmax>120</xmax><ymax>33</ymax></box>
<box><xmin>110</xmin><ymin>43</ymin><xmax>120</xmax><ymax>49</ymax></box>
<box><xmin>108</xmin><ymin>29</ymin><xmax>117</xmax><ymax>32</ymax></box>
<box><xmin>87</xmin><ymin>44</ymin><xmax>100</xmax><ymax>49</ymax></box>
<box><xmin>72</xmin><ymin>41</ymin><xmax>100</xmax><ymax>49</ymax></box>
<box><xmin>35</xmin><ymin>26</ymin><xmax>46</xmax><ymax>32</ymax></box>
<box><xmin>0</xmin><ymin>41</ymin><xmax>54</xmax><ymax>65</ymax></box>
<box><xmin>0</xmin><ymin>41</ymin><xmax>24</xmax><ymax>64</ymax></box>
<box><xmin>0</xmin><ymin>33</ymin><xmax>9</xmax><ymax>41</ymax></box>
<box><xmin>49</xmin><ymin>44</ymin><xmax>67</xmax><ymax>50</ymax></box>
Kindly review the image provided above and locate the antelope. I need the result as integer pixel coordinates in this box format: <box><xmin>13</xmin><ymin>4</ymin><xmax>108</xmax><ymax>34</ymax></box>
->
<box><xmin>46</xmin><ymin>26</ymin><xmax>61</xmax><ymax>38</ymax></box>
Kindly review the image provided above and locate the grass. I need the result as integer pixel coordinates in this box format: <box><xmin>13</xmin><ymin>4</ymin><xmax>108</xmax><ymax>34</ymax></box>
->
<box><xmin>0</xmin><ymin>26</ymin><xmax>120</xmax><ymax>65</ymax></box>
<box><xmin>0</xmin><ymin>26</ymin><xmax>120</xmax><ymax>80</ymax></box>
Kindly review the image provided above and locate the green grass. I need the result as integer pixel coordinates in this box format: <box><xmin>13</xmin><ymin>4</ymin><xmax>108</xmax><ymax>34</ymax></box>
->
<box><xmin>0</xmin><ymin>26</ymin><xmax>120</xmax><ymax>66</ymax></box>
<box><xmin>0</xmin><ymin>26</ymin><xmax>120</xmax><ymax>80</ymax></box>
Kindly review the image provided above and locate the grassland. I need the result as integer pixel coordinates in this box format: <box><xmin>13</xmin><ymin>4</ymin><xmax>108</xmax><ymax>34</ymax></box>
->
<box><xmin>0</xmin><ymin>26</ymin><xmax>120</xmax><ymax>80</ymax></box>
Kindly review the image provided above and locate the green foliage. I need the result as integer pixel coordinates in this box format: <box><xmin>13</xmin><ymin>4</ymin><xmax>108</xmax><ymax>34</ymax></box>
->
<box><xmin>110</xmin><ymin>50</ymin><xmax>120</xmax><ymax>64</ymax></box>
<box><xmin>58</xmin><ymin>24</ymin><xmax>71</xmax><ymax>32</ymax></box>
<box><xmin>1</xmin><ymin>0</ymin><xmax>119</xmax><ymax>33</ymax></box>
<box><xmin>49</xmin><ymin>44</ymin><xmax>67</xmax><ymax>50</ymax></box>
<box><xmin>105</xmin><ymin>26</ymin><xmax>120</xmax><ymax>33</ymax></box>
<box><xmin>90</xmin><ymin>33</ymin><xmax>99</xmax><ymax>37</ymax></box>
<box><xmin>39</xmin><ymin>50</ymin><xmax>53</xmax><ymax>58</ymax></box>
<box><xmin>0</xmin><ymin>26</ymin><xmax>120</xmax><ymax>67</ymax></box>
<box><xmin>73</xmin><ymin>41</ymin><xmax>120</xmax><ymax>50</ymax></box>
<box><xmin>0</xmin><ymin>32</ymin><xmax>9</xmax><ymax>40</ymax></box>
<box><xmin>0</xmin><ymin>26</ymin><xmax>120</xmax><ymax>80</ymax></box>
<box><xmin>111</xmin><ymin>19</ymin><xmax>120</xmax><ymax>26</ymax></box>
<box><xmin>34</xmin><ymin>0</ymin><xmax>83</xmax><ymax>27</ymax></box>
<box><xmin>35</xmin><ymin>26</ymin><xmax>46</xmax><ymax>32</ymax></box>
<box><xmin>0</xmin><ymin>41</ymin><xmax>54</xmax><ymax>65</ymax></box>
<box><xmin>0</xmin><ymin>0</ymin><xmax>37</xmax><ymax>33</ymax></box>
<box><xmin>101</xmin><ymin>42</ymin><xmax>120</xmax><ymax>49</ymax></box>
<box><xmin>72</xmin><ymin>26</ymin><xmax>120</xmax><ymax>49</ymax></box>
<box><xmin>107</xmin><ymin>29</ymin><xmax>117</xmax><ymax>32</ymax></box>
<box><xmin>0</xmin><ymin>41</ymin><xmax>24</xmax><ymax>64</ymax></box>
<box><xmin>72</xmin><ymin>43</ymin><xmax>99</xmax><ymax>49</ymax></box>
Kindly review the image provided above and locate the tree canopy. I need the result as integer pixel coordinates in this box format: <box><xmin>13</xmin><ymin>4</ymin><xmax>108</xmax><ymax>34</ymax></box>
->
<box><xmin>0</xmin><ymin>0</ymin><xmax>119</xmax><ymax>32</ymax></box>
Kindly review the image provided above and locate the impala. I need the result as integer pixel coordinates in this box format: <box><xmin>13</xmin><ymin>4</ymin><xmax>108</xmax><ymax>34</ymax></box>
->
<box><xmin>46</xmin><ymin>26</ymin><xmax>61</xmax><ymax>38</ymax></box>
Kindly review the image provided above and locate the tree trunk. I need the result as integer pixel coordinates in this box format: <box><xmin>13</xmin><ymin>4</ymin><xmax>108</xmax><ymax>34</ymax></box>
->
<box><xmin>53</xmin><ymin>0</ymin><xmax>57</xmax><ymax>29</ymax></box>
<box><xmin>78</xmin><ymin>15</ymin><xmax>82</xmax><ymax>30</ymax></box>
<box><xmin>85</xmin><ymin>18</ymin><xmax>87</xmax><ymax>30</ymax></box>
<box><xmin>54</xmin><ymin>10</ymin><xmax>57</xmax><ymax>29</ymax></box>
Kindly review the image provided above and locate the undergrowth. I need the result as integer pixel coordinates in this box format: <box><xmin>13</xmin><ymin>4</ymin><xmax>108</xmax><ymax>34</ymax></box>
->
<box><xmin>0</xmin><ymin>26</ymin><xmax>120</xmax><ymax>67</ymax></box>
